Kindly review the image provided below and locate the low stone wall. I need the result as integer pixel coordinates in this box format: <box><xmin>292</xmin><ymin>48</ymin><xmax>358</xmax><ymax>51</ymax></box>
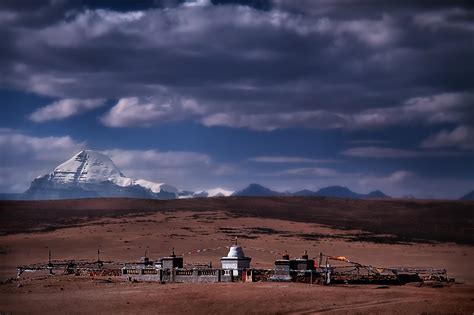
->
<box><xmin>123</xmin><ymin>274</ymin><xmax>162</xmax><ymax>282</ymax></box>
<box><xmin>174</xmin><ymin>269</ymin><xmax>220</xmax><ymax>283</ymax></box>
<box><xmin>122</xmin><ymin>267</ymin><xmax>161</xmax><ymax>282</ymax></box>
<box><xmin>121</xmin><ymin>268</ymin><xmax>224</xmax><ymax>283</ymax></box>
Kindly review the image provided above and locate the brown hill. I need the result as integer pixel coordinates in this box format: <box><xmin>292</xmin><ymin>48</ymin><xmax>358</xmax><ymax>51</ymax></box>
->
<box><xmin>1</xmin><ymin>196</ymin><xmax>472</xmax><ymax>244</ymax></box>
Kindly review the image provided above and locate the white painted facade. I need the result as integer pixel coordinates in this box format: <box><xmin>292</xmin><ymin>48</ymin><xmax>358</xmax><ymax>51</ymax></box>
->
<box><xmin>220</xmin><ymin>245</ymin><xmax>251</xmax><ymax>276</ymax></box>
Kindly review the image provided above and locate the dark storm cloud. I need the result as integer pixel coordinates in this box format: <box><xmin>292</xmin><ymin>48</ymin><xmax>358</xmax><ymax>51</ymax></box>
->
<box><xmin>211</xmin><ymin>0</ymin><xmax>271</xmax><ymax>10</ymax></box>
<box><xmin>0</xmin><ymin>0</ymin><xmax>473</xmax><ymax>131</ymax></box>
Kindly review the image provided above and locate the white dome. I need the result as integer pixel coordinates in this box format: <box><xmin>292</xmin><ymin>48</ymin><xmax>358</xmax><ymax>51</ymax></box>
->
<box><xmin>227</xmin><ymin>245</ymin><xmax>246</xmax><ymax>258</ymax></box>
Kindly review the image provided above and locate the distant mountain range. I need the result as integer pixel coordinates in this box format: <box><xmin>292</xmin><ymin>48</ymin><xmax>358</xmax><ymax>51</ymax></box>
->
<box><xmin>232</xmin><ymin>183</ymin><xmax>281</xmax><ymax>197</ymax></box>
<box><xmin>1</xmin><ymin>150</ymin><xmax>471</xmax><ymax>201</ymax></box>
<box><xmin>294</xmin><ymin>186</ymin><xmax>388</xmax><ymax>199</ymax></box>
<box><xmin>233</xmin><ymin>183</ymin><xmax>388</xmax><ymax>199</ymax></box>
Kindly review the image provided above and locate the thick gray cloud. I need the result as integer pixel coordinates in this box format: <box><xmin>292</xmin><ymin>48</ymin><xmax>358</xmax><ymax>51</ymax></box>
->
<box><xmin>421</xmin><ymin>125</ymin><xmax>474</xmax><ymax>150</ymax></box>
<box><xmin>1</xmin><ymin>1</ymin><xmax>473</xmax><ymax>131</ymax></box>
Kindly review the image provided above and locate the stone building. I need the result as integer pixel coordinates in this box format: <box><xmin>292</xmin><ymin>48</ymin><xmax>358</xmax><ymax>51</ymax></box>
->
<box><xmin>220</xmin><ymin>240</ymin><xmax>251</xmax><ymax>277</ymax></box>
<box><xmin>160</xmin><ymin>248</ymin><xmax>183</xmax><ymax>270</ymax></box>
<box><xmin>270</xmin><ymin>251</ymin><xmax>316</xmax><ymax>282</ymax></box>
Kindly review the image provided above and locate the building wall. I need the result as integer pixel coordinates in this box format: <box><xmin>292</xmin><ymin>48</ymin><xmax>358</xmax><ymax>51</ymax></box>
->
<box><xmin>271</xmin><ymin>261</ymin><xmax>292</xmax><ymax>281</ymax></box>
<box><xmin>221</xmin><ymin>272</ymin><xmax>233</xmax><ymax>282</ymax></box>
<box><xmin>222</xmin><ymin>258</ymin><xmax>251</xmax><ymax>276</ymax></box>
<box><xmin>174</xmin><ymin>269</ymin><xmax>221</xmax><ymax>283</ymax></box>
<box><xmin>122</xmin><ymin>268</ymin><xmax>226</xmax><ymax>283</ymax></box>
<box><xmin>296</xmin><ymin>259</ymin><xmax>315</xmax><ymax>271</ymax></box>
<box><xmin>221</xmin><ymin>260</ymin><xmax>238</xmax><ymax>270</ymax></box>
<box><xmin>161</xmin><ymin>257</ymin><xmax>183</xmax><ymax>269</ymax></box>
<box><xmin>122</xmin><ymin>267</ymin><xmax>161</xmax><ymax>281</ymax></box>
<box><xmin>237</xmin><ymin>259</ymin><xmax>251</xmax><ymax>269</ymax></box>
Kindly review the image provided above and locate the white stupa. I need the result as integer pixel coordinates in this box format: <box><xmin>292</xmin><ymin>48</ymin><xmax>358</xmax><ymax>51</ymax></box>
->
<box><xmin>220</xmin><ymin>238</ymin><xmax>251</xmax><ymax>276</ymax></box>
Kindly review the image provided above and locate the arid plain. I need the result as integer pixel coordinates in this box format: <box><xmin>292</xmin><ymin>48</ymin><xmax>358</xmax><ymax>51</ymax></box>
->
<box><xmin>0</xmin><ymin>197</ymin><xmax>473</xmax><ymax>314</ymax></box>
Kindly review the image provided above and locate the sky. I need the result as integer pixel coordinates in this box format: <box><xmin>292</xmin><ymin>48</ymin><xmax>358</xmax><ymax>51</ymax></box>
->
<box><xmin>0</xmin><ymin>0</ymin><xmax>473</xmax><ymax>198</ymax></box>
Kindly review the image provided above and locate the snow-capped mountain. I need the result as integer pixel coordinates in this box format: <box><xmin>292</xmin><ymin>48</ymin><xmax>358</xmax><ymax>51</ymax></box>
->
<box><xmin>207</xmin><ymin>187</ymin><xmax>234</xmax><ymax>197</ymax></box>
<box><xmin>179</xmin><ymin>187</ymin><xmax>234</xmax><ymax>198</ymax></box>
<box><xmin>24</xmin><ymin>150</ymin><xmax>178</xmax><ymax>200</ymax></box>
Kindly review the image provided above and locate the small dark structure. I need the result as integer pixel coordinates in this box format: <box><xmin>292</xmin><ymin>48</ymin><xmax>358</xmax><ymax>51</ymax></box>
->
<box><xmin>160</xmin><ymin>248</ymin><xmax>183</xmax><ymax>270</ymax></box>
<box><xmin>270</xmin><ymin>250</ymin><xmax>318</xmax><ymax>283</ymax></box>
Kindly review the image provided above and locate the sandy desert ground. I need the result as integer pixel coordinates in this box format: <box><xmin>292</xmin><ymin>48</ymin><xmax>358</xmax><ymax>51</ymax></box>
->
<box><xmin>0</xmin><ymin>197</ymin><xmax>473</xmax><ymax>314</ymax></box>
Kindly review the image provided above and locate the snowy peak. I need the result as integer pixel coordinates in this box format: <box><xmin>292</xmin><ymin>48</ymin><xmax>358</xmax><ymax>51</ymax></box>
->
<box><xmin>26</xmin><ymin>150</ymin><xmax>178</xmax><ymax>200</ymax></box>
<box><xmin>207</xmin><ymin>187</ymin><xmax>234</xmax><ymax>197</ymax></box>
<box><xmin>179</xmin><ymin>187</ymin><xmax>234</xmax><ymax>198</ymax></box>
<box><xmin>51</xmin><ymin>150</ymin><xmax>126</xmax><ymax>185</ymax></box>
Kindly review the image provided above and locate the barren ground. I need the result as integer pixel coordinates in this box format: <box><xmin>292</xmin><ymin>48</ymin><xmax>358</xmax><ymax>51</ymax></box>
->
<box><xmin>2</xmin><ymin>278</ymin><xmax>474</xmax><ymax>314</ymax></box>
<box><xmin>0</xmin><ymin>197</ymin><xmax>473</xmax><ymax>314</ymax></box>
